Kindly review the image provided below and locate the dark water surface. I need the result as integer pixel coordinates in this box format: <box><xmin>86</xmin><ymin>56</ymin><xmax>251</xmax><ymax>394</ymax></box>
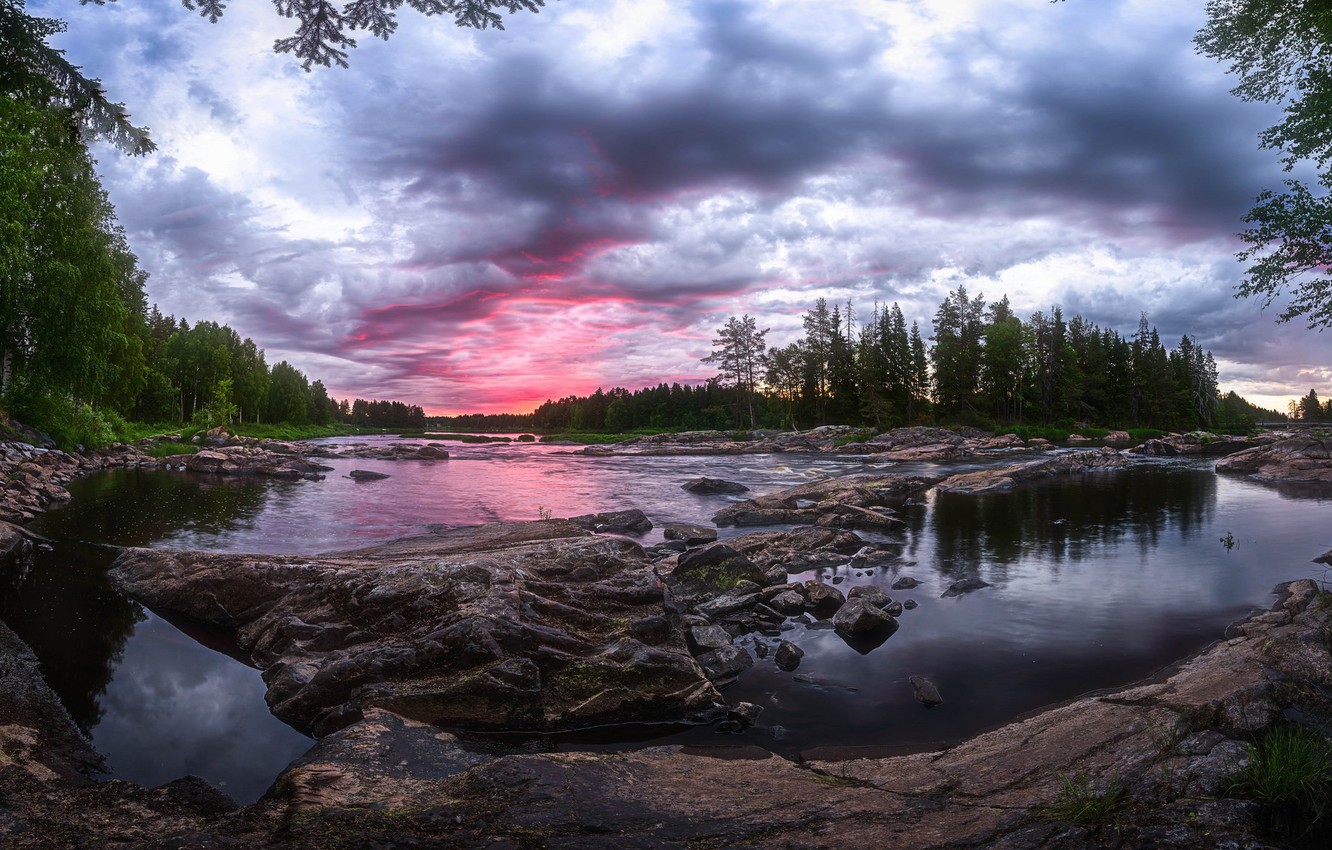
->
<box><xmin>4</xmin><ymin>437</ymin><xmax>1332</xmax><ymax>799</ymax></box>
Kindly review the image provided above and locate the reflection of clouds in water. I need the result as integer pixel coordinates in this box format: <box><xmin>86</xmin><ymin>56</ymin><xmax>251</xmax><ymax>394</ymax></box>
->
<box><xmin>94</xmin><ymin>615</ymin><xmax>311</xmax><ymax>804</ymax></box>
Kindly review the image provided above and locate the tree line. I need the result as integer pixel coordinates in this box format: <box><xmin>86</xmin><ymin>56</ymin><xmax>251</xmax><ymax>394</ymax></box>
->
<box><xmin>453</xmin><ymin>292</ymin><xmax>1278</xmax><ymax>435</ymax></box>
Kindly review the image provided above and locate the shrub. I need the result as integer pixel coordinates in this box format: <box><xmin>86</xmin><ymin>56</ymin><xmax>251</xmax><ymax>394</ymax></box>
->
<box><xmin>1045</xmin><ymin>773</ymin><xmax>1126</xmax><ymax>826</ymax></box>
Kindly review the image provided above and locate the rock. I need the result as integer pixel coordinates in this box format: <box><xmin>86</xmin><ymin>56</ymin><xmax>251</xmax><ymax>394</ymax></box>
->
<box><xmin>347</xmin><ymin>469</ymin><xmax>391</xmax><ymax>481</ymax></box>
<box><xmin>846</xmin><ymin>585</ymin><xmax>891</xmax><ymax>608</ymax></box>
<box><xmin>568</xmin><ymin>508</ymin><xmax>653</xmax><ymax>534</ymax></box>
<box><xmin>663</xmin><ymin>523</ymin><xmax>718</xmax><ymax>546</ymax></box>
<box><xmin>903</xmin><ymin>599</ymin><xmax>918</xmax><ymax>610</ymax></box>
<box><xmin>885</xmin><ymin>601</ymin><xmax>904</xmax><ymax>616</ymax></box>
<box><xmin>687</xmin><ymin>625</ymin><xmax>733</xmax><ymax>654</ymax></box>
<box><xmin>695</xmin><ymin>591</ymin><xmax>759</xmax><ymax>620</ymax></box>
<box><xmin>1216</xmin><ymin>435</ymin><xmax>1332</xmax><ymax>483</ymax></box>
<box><xmin>909</xmin><ymin>675</ymin><xmax>944</xmax><ymax>707</ymax></box>
<box><xmin>935</xmin><ymin>447</ymin><xmax>1128</xmax><ymax>494</ymax></box>
<box><xmin>774</xmin><ymin>640</ymin><xmax>804</xmax><ymax>671</ymax></box>
<box><xmin>713</xmin><ymin>473</ymin><xmax>940</xmax><ymax>528</ymax></box>
<box><xmin>832</xmin><ymin>598</ymin><xmax>899</xmax><ymax>636</ymax></box>
<box><xmin>414</xmin><ymin>445</ymin><xmax>450</xmax><ymax>460</ymax></box>
<box><xmin>891</xmin><ymin>576</ymin><xmax>922</xmax><ymax>590</ymax></box>
<box><xmin>666</xmin><ymin>544</ymin><xmax>767</xmax><ymax>602</ymax></box>
<box><xmin>681</xmin><ymin>477</ymin><xmax>750</xmax><ymax>495</ymax></box>
<box><xmin>723</xmin><ymin>526</ymin><xmax>865</xmax><ymax>572</ymax></box>
<box><xmin>802</xmin><ymin>580</ymin><xmax>846</xmax><ymax>619</ymax></box>
<box><xmin>109</xmin><ymin>521</ymin><xmax>723</xmax><ymax>736</ymax></box>
<box><xmin>517</xmin><ymin>434</ymin><xmax>537</xmax><ymax>442</ymax></box>
<box><xmin>766</xmin><ymin>589</ymin><xmax>806</xmax><ymax>615</ymax></box>
<box><xmin>729</xmin><ymin>702</ymin><xmax>764</xmax><ymax>727</ymax></box>
<box><xmin>1105</xmin><ymin>430</ymin><xmax>1132</xmax><ymax>445</ymax></box>
<box><xmin>696</xmin><ymin>644</ymin><xmax>753</xmax><ymax>682</ymax></box>
<box><xmin>941</xmin><ymin>578</ymin><xmax>992</xmax><ymax>598</ymax></box>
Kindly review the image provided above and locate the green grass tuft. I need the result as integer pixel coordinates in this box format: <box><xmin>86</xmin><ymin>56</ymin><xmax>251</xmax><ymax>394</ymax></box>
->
<box><xmin>1230</xmin><ymin>725</ymin><xmax>1332</xmax><ymax>828</ymax></box>
<box><xmin>1045</xmin><ymin>773</ymin><xmax>1126</xmax><ymax>826</ymax></box>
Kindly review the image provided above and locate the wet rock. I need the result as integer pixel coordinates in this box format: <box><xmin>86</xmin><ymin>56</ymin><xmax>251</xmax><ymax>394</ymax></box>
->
<box><xmin>713</xmin><ymin>473</ymin><xmax>940</xmax><ymax>528</ymax></box>
<box><xmin>832</xmin><ymin>598</ymin><xmax>898</xmax><ymax>636</ymax></box>
<box><xmin>729</xmin><ymin>702</ymin><xmax>764</xmax><ymax>727</ymax></box>
<box><xmin>766</xmin><ymin>589</ymin><xmax>806</xmax><ymax>615</ymax></box>
<box><xmin>109</xmin><ymin>520</ymin><xmax>723</xmax><ymax>736</ymax></box>
<box><xmin>774</xmin><ymin>640</ymin><xmax>804</xmax><ymax>671</ymax></box>
<box><xmin>1216</xmin><ymin>435</ymin><xmax>1332</xmax><ymax>483</ymax></box>
<box><xmin>663</xmin><ymin>523</ymin><xmax>718</xmax><ymax>546</ymax></box>
<box><xmin>910</xmin><ymin>676</ymin><xmax>944</xmax><ymax>707</ymax></box>
<box><xmin>348</xmin><ymin>469</ymin><xmax>391</xmax><ymax>481</ymax></box>
<box><xmin>802</xmin><ymin>580</ymin><xmax>846</xmax><ymax>619</ymax></box>
<box><xmin>903</xmin><ymin>599</ymin><xmax>918</xmax><ymax>610</ymax></box>
<box><xmin>831</xmin><ymin>575</ymin><xmax>845</xmax><ymax>585</ymax></box>
<box><xmin>942</xmin><ymin>578</ymin><xmax>993</xmax><ymax>598</ymax></box>
<box><xmin>846</xmin><ymin>585</ymin><xmax>891</xmax><ymax>608</ymax></box>
<box><xmin>666</xmin><ymin>544</ymin><xmax>767</xmax><ymax>603</ymax></box>
<box><xmin>695</xmin><ymin>591</ymin><xmax>759</xmax><ymax>621</ymax></box>
<box><xmin>935</xmin><ymin>447</ymin><xmax>1128</xmax><ymax>494</ymax></box>
<box><xmin>724</xmin><ymin>526</ymin><xmax>865</xmax><ymax>572</ymax></box>
<box><xmin>415</xmin><ymin>445</ymin><xmax>450</xmax><ymax>460</ymax></box>
<box><xmin>891</xmin><ymin>576</ymin><xmax>922</xmax><ymax>590</ymax></box>
<box><xmin>568</xmin><ymin>508</ymin><xmax>653</xmax><ymax>534</ymax></box>
<box><xmin>687</xmin><ymin>625</ymin><xmax>733</xmax><ymax>654</ymax></box>
<box><xmin>696</xmin><ymin>644</ymin><xmax>753</xmax><ymax>682</ymax></box>
<box><xmin>681</xmin><ymin>477</ymin><xmax>750</xmax><ymax>495</ymax></box>
<box><xmin>885</xmin><ymin>601</ymin><xmax>904</xmax><ymax>616</ymax></box>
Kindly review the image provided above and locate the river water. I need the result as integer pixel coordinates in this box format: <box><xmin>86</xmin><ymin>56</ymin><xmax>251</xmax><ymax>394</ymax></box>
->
<box><xmin>3</xmin><ymin>436</ymin><xmax>1331</xmax><ymax>802</ymax></box>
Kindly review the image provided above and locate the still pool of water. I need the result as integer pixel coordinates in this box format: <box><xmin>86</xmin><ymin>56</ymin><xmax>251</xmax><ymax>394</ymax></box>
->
<box><xmin>4</xmin><ymin>438</ymin><xmax>1332</xmax><ymax>800</ymax></box>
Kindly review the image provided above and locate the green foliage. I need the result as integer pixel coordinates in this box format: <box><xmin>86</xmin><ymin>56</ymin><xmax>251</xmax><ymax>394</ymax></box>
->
<box><xmin>1230</xmin><ymin>724</ymin><xmax>1332</xmax><ymax>832</ymax></box>
<box><xmin>1197</xmin><ymin>1</ymin><xmax>1332</xmax><ymax>327</ymax></box>
<box><xmin>1128</xmin><ymin>428</ymin><xmax>1169</xmax><ymax>441</ymax></box>
<box><xmin>1045</xmin><ymin>773</ymin><xmax>1126</xmax><ymax>826</ymax></box>
<box><xmin>138</xmin><ymin>441</ymin><xmax>198</xmax><ymax>458</ymax></box>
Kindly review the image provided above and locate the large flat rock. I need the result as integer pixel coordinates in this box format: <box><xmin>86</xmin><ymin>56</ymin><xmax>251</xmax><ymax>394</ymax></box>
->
<box><xmin>109</xmin><ymin>520</ymin><xmax>723</xmax><ymax>737</ymax></box>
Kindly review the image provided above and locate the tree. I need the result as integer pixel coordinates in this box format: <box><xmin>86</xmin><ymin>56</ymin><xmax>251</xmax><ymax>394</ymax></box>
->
<box><xmin>1196</xmin><ymin>1</ymin><xmax>1332</xmax><ymax>327</ymax></box>
<box><xmin>701</xmin><ymin>314</ymin><xmax>768</xmax><ymax>430</ymax></box>
<box><xmin>2</xmin><ymin>0</ymin><xmax>153</xmax><ymax>153</ymax></box>
<box><xmin>85</xmin><ymin>0</ymin><xmax>553</xmax><ymax>70</ymax></box>
<box><xmin>930</xmin><ymin>285</ymin><xmax>985</xmax><ymax>415</ymax></box>
<box><xmin>765</xmin><ymin>342</ymin><xmax>804</xmax><ymax>430</ymax></box>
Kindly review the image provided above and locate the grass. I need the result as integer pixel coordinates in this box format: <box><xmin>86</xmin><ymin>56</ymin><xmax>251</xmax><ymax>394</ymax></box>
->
<box><xmin>1127</xmin><ymin>427</ymin><xmax>1169</xmax><ymax>442</ymax></box>
<box><xmin>1045</xmin><ymin>773</ymin><xmax>1126</xmax><ymax>826</ymax></box>
<box><xmin>833</xmin><ymin>429</ymin><xmax>874</xmax><ymax>446</ymax></box>
<box><xmin>139</xmin><ymin>441</ymin><xmax>199</xmax><ymax>458</ymax></box>
<box><xmin>1229</xmin><ymin>724</ymin><xmax>1332</xmax><ymax>830</ymax></box>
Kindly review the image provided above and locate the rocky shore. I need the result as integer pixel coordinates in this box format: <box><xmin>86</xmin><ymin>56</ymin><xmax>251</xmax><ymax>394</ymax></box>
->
<box><xmin>6</xmin><ymin>425</ymin><xmax>1332</xmax><ymax>846</ymax></box>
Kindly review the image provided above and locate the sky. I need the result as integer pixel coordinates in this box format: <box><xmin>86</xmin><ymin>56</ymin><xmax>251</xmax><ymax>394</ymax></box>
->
<box><xmin>31</xmin><ymin>0</ymin><xmax>1332</xmax><ymax>415</ymax></box>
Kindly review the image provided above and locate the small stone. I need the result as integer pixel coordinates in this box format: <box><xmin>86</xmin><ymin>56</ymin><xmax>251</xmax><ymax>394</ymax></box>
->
<box><xmin>803</xmin><ymin>580</ymin><xmax>846</xmax><ymax>618</ymax></box>
<box><xmin>891</xmin><ymin>576</ymin><xmax>922</xmax><ymax>590</ymax></box>
<box><xmin>348</xmin><ymin>469</ymin><xmax>391</xmax><ymax>481</ymax></box>
<box><xmin>831</xmin><ymin>575</ymin><xmax>845</xmax><ymax>585</ymax></box>
<box><xmin>941</xmin><ymin>578</ymin><xmax>992</xmax><ymax>598</ymax></box>
<box><xmin>885</xmin><ymin>601</ymin><xmax>904</xmax><ymax>616</ymax></box>
<box><xmin>729</xmin><ymin>702</ymin><xmax>764</xmax><ymax>727</ymax></box>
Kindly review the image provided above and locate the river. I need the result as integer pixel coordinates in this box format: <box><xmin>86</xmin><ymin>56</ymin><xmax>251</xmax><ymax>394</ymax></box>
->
<box><xmin>3</xmin><ymin>436</ymin><xmax>1329</xmax><ymax>803</ymax></box>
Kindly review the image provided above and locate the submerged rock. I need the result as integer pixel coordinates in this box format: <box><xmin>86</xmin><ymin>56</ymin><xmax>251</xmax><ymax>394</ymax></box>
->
<box><xmin>941</xmin><ymin>578</ymin><xmax>992</xmax><ymax>598</ymax></box>
<box><xmin>909</xmin><ymin>675</ymin><xmax>944</xmax><ymax>707</ymax></box>
<box><xmin>347</xmin><ymin>469</ymin><xmax>391</xmax><ymax>481</ymax></box>
<box><xmin>109</xmin><ymin>520</ymin><xmax>722</xmax><ymax>737</ymax></box>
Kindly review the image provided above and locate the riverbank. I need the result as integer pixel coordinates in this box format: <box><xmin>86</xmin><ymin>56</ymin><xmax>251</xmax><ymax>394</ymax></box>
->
<box><xmin>3</xmin><ymin>427</ymin><xmax>1332</xmax><ymax>846</ymax></box>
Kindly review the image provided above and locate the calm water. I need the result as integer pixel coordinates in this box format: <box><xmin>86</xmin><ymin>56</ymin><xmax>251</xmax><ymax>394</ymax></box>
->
<box><xmin>4</xmin><ymin>437</ymin><xmax>1332</xmax><ymax>798</ymax></box>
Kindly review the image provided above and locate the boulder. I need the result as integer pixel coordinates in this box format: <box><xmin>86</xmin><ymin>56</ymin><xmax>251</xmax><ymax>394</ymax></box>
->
<box><xmin>773</xmin><ymin>640</ymin><xmax>804</xmax><ymax>671</ymax></box>
<box><xmin>662</xmin><ymin>523</ymin><xmax>718</xmax><ymax>546</ymax></box>
<box><xmin>846</xmin><ymin>585</ymin><xmax>891</xmax><ymax>608</ymax></box>
<box><xmin>802</xmin><ymin>580</ymin><xmax>846</xmax><ymax>619</ymax></box>
<box><xmin>666</xmin><ymin>544</ymin><xmax>767</xmax><ymax>602</ymax></box>
<box><xmin>568</xmin><ymin>509</ymin><xmax>653</xmax><ymax>534</ymax></box>
<box><xmin>681</xmin><ymin>477</ymin><xmax>750</xmax><ymax>495</ymax></box>
<box><xmin>832</xmin><ymin>598</ymin><xmax>898</xmax><ymax>636</ymax></box>
<box><xmin>696</xmin><ymin>644</ymin><xmax>753</xmax><ymax>682</ymax></box>
<box><xmin>414</xmin><ymin>445</ymin><xmax>450</xmax><ymax>460</ymax></box>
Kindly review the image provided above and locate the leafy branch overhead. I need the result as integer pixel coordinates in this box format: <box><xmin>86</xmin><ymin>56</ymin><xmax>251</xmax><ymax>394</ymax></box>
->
<box><xmin>83</xmin><ymin>0</ymin><xmax>554</xmax><ymax>69</ymax></box>
<box><xmin>1195</xmin><ymin>0</ymin><xmax>1332</xmax><ymax>328</ymax></box>
<box><xmin>0</xmin><ymin>1</ymin><xmax>153</xmax><ymax>154</ymax></box>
